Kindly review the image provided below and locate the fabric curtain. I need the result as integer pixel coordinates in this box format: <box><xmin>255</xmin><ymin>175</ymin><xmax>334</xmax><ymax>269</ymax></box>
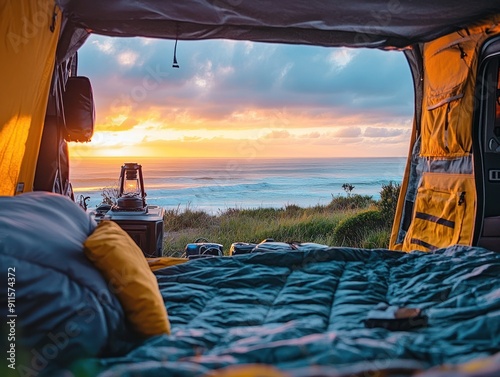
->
<box><xmin>0</xmin><ymin>0</ymin><xmax>61</xmax><ymax>195</ymax></box>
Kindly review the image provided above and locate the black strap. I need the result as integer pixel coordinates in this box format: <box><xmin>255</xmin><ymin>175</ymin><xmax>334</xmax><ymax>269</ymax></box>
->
<box><xmin>410</xmin><ymin>238</ymin><xmax>438</xmax><ymax>251</ymax></box>
<box><xmin>415</xmin><ymin>211</ymin><xmax>455</xmax><ymax>228</ymax></box>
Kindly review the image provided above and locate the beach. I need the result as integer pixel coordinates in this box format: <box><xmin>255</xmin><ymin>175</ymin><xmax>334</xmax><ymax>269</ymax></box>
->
<box><xmin>70</xmin><ymin>157</ymin><xmax>406</xmax><ymax>213</ymax></box>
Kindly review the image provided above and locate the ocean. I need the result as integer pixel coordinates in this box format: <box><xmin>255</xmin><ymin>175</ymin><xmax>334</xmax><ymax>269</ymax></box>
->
<box><xmin>70</xmin><ymin>157</ymin><xmax>407</xmax><ymax>213</ymax></box>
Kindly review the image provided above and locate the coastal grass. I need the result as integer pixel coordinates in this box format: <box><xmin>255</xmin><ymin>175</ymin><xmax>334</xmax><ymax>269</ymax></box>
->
<box><xmin>161</xmin><ymin>183</ymin><xmax>400</xmax><ymax>256</ymax></box>
<box><xmin>163</xmin><ymin>205</ymin><xmax>349</xmax><ymax>257</ymax></box>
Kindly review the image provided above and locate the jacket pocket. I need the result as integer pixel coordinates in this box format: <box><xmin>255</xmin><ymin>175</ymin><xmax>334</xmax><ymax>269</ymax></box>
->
<box><xmin>403</xmin><ymin>173</ymin><xmax>475</xmax><ymax>252</ymax></box>
<box><xmin>420</xmin><ymin>36</ymin><xmax>476</xmax><ymax>157</ymax></box>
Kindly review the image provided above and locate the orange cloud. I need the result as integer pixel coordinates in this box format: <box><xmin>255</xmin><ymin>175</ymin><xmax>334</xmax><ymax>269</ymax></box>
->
<box><xmin>69</xmin><ymin>127</ymin><xmax>410</xmax><ymax>159</ymax></box>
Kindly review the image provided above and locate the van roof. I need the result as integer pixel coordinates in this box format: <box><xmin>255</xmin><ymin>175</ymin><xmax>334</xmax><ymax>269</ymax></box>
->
<box><xmin>57</xmin><ymin>0</ymin><xmax>500</xmax><ymax>49</ymax></box>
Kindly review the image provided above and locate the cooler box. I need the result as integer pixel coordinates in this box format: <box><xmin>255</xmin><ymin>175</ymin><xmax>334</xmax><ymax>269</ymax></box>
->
<box><xmin>97</xmin><ymin>206</ymin><xmax>165</xmax><ymax>258</ymax></box>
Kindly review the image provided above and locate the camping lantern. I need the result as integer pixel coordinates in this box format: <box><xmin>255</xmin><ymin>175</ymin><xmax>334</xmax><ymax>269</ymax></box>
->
<box><xmin>116</xmin><ymin>163</ymin><xmax>146</xmax><ymax>210</ymax></box>
<box><xmin>102</xmin><ymin>162</ymin><xmax>165</xmax><ymax>258</ymax></box>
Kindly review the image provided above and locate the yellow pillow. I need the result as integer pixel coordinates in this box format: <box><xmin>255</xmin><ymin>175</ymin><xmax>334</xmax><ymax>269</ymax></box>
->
<box><xmin>83</xmin><ymin>220</ymin><xmax>170</xmax><ymax>337</ymax></box>
<box><xmin>147</xmin><ymin>257</ymin><xmax>188</xmax><ymax>271</ymax></box>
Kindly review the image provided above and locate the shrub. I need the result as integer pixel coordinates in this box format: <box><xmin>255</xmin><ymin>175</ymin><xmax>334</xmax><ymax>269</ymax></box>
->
<box><xmin>378</xmin><ymin>181</ymin><xmax>401</xmax><ymax>221</ymax></box>
<box><xmin>284</xmin><ymin>203</ymin><xmax>303</xmax><ymax>217</ymax></box>
<box><xmin>342</xmin><ymin>183</ymin><xmax>355</xmax><ymax>195</ymax></box>
<box><xmin>333</xmin><ymin>210</ymin><xmax>387</xmax><ymax>247</ymax></box>
<box><xmin>327</xmin><ymin>194</ymin><xmax>375</xmax><ymax>211</ymax></box>
<box><xmin>100</xmin><ymin>185</ymin><xmax>119</xmax><ymax>205</ymax></box>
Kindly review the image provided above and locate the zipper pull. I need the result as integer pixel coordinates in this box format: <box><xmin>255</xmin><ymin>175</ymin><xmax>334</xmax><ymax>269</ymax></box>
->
<box><xmin>458</xmin><ymin>191</ymin><xmax>465</xmax><ymax>206</ymax></box>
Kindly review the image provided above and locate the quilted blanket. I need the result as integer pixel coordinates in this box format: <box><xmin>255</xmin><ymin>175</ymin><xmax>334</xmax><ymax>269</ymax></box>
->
<box><xmin>81</xmin><ymin>245</ymin><xmax>500</xmax><ymax>377</ymax></box>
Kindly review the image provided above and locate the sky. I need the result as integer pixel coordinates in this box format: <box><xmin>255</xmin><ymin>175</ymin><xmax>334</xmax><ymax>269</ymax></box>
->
<box><xmin>68</xmin><ymin>35</ymin><xmax>414</xmax><ymax>159</ymax></box>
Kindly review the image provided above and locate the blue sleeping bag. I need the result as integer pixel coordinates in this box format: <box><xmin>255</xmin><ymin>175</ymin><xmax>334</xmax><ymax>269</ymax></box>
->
<box><xmin>0</xmin><ymin>192</ymin><xmax>132</xmax><ymax>374</ymax></box>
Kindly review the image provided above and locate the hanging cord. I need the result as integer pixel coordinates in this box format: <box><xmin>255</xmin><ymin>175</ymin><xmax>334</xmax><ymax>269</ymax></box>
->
<box><xmin>172</xmin><ymin>24</ymin><xmax>180</xmax><ymax>68</ymax></box>
<box><xmin>172</xmin><ymin>38</ymin><xmax>180</xmax><ymax>68</ymax></box>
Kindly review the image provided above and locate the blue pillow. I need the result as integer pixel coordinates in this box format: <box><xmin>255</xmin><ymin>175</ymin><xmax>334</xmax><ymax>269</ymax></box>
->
<box><xmin>0</xmin><ymin>192</ymin><xmax>132</xmax><ymax>373</ymax></box>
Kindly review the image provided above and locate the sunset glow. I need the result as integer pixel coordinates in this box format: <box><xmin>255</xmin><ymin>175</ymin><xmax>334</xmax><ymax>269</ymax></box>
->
<box><xmin>69</xmin><ymin>36</ymin><xmax>414</xmax><ymax>159</ymax></box>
